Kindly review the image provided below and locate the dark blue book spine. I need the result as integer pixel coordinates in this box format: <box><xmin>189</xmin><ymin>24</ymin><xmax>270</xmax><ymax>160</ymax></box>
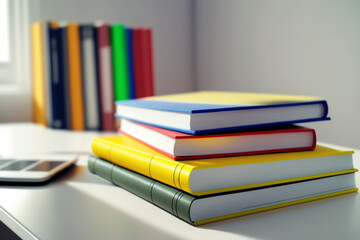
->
<box><xmin>126</xmin><ymin>28</ymin><xmax>136</xmax><ymax>99</ymax></box>
<box><xmin>58</xmin><ymin>25</ymin><xmax>71</xmax><ymax>129</ymax></box>
<box><xmin>93</xmin><ymin>26</ymin><xmax>102</xmax><ymax>129</ymax></box>
<box><xmin>48</xmin><ymin>23</ymin><xmax>67</xmax><ymax>129</ymax></box>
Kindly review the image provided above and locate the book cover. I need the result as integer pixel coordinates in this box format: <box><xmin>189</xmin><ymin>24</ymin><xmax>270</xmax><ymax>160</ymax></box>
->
<box><xmin>119</xmin><ymin>119</ymin><xmax>317</xmax><ymax>160</ymax></box>
<box><xmin>126</xmin><ymin>28</ymin><xmax>136</xmax><ymax>99</ymax></box>
<box><xmin>88</xmin><ymin>155</ymin><xmax>358</xmax><ymax>226</ymax></box>
<box><xmin>132</xmin><ymin>28</ymin><xmax>146</xmax><ymax>98</ymax></box>
<box><xmin>43</xmin><ymin>22</ymin><xmax>52</xmax><ymax>127</ymax></box>
<box><xmin>95</xmin><ymin>23</ymin><xmax>115</xmax><ymax>131</ymax></box>
<box><xmin>142</xmin><ymin>28</ymin><xmax>154</xmax><ymax>97</ymax></box>
<box><xmin>115</xmin><ymin>91</ymin><xmax>330</xmax><ymax>134</ymax></box>
<box><xmin>31</xmin><ymin>22</ymin><xmax>48</xmax><ymax>126</ymax></box>
<box><xmin>111</xmin><ymin>23</ymin><xmax>130</xmax><ymax>101</ymax></box>
<box><xmin>58</xmin><ymin>23</ymin><xmax>71</xmax><ymax>129</ymax></box>
<box><xmin>67</xmin><ymin>23</ymin><xmax>85</xmax><ymax>130</ymax></box>
<box><xmin>48</xmin><ymin>21</ymin><xmax>68</xmax><ymax>129</ymax></box>
<box><xmin>91</xmin><ymin>135</ymin><xmax>356</xmax><ymax>196</ymax></box>
<box><xmin>80</xmin><ymin>24</ymin><xmax>101</xmax><ymax>130</ymax></box>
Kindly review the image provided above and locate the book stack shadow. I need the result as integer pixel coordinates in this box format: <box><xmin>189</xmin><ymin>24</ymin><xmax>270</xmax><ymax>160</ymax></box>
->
<box><xmin>88</xmin><ymin>91</ymin><xmax>358</xmax><ymax>226</ymax></box>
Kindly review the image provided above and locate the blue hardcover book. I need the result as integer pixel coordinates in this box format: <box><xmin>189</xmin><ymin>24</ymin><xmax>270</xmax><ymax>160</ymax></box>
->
<box><xmin>126</xmin><ymin>28</ymin><xmax>136</xmax><ymax>99</ymax></box>
<box><xmin>115</xmin><ymin>91</ymin><xmax>330</xmax><ymax>134</ymax></box>
<box><xmin>80</xmin><ymin>24</ymin><xmax>101</xmax><ymax>130</ymax></box>
<box><xmin>58</xmin><ymin>23</ymin><xmax>71</xmax><ymax>129</ymax></box>
<box><xmin>48</xmin><ymin>22</ymin><xmax>68</xmax><ymax>129</ymax></box>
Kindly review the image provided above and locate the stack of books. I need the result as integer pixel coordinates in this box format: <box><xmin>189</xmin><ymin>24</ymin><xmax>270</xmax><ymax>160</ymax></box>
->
<box><xmin>88</xmin><ymin>91</ymin><xmax>358</xmax><ymax>225</ymax></box>
<box><xmin>31</xmin><ymin>21</ymin><xmax>154</xmax><ymax>131</ymax></box>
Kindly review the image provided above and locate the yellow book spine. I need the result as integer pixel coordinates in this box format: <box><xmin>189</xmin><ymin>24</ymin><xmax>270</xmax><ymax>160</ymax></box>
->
<box><xmin>31</xmin><ymin>22</ymin><xmax>47</xmax><ymax>126</ymax></box>
<box><xmin>194</xmin><ymin>188</ymin><xmax>358</xmax><ymax>226</ymax></box>
<box><xmin>91</xmin><ymin>137</ymin><xmax>193</xmax><ymax>192</ymax></box>
<box><xmin>67</xmin><ymin>23</ymin><xmax>85</xmax><ymax>130</ymax></box>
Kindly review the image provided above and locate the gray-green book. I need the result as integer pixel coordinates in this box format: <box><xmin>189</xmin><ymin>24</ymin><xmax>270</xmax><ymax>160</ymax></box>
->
<box><xmin>88</xmin><ymin>155</ymin><xmax>357</xmax><ymax>226</ymax></box>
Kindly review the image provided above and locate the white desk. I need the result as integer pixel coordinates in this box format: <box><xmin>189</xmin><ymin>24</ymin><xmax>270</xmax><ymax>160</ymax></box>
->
<box><xmin>0</xmin><ymin>123</ymin><xmax>359</xmax><ymax>240</ymax></box>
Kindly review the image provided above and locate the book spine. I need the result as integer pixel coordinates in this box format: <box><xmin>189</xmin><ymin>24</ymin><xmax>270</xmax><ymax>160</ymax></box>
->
<box><xmin>96</xmin><ymin>24</ymin><xmax>114</xmax><ymax>131</ymax></box>
<box><xmin>43</xmin><ymin>22</ymin><xmax>52</xmax><ymax>127</ymax></box>
<box><xmin>111</xmin><ymin>23</ymin><xmax>129</xmax><ymax>101</ymax></box>
<box><xmin>80</xmin><ymin>25</ymin><xmax>101</xmax><ymax>130</ymax></box>
<box><xmin>48</xmin><ymin>21</ymin><xmax>67</xmax><ymax>129</ymax></box>
<box><xmin>310</xmin><ymin>128</ymin><xmax>317</xmax><ymax>149</ymax></box>
<box><xmin>142</xmin><ymin>28</ymin><xmax>154</xmax><ymax>97</ymax></box>
<box><xmin>93</xmin><ymin>25</ymin><xmax>102</xmax><ymax>130</ymax></box>
<box><xmin>91</xmin><ymin>137</ymin><xmax>194</xmax><ymax>194</ymax></box>
<box><xmin>67</xmin><ymin>23</ymin><xmax>85</xmax><ymax>130</ymax></box>
<box><xmin>31</xmin><ymin>22</ymin><xmax>48</xmax><ymax>126</ymax></box>
<box><xmin>88</xmin><ymin>155</ymin><xmax>195</xmax><ymax>225</ymax></box>
<box><xmin>58</xmin><ymin>25</ymin><xmax>71</xmax><ymax>129</ymax></box>
<box><xmin>132</xmin><ymin>28</ymin><xmax>145</xmax><ymax>98</ymax></box>
<box><xmin>321</xmin><ymin>100</ymin><xmax>329</xmax><ymax>119</ymax></box>
<box><xmin>126</xmin><ymin>28</ymin><xmax>136</xmax><ymax>99</ymax></box>
<box><xmin>47</xmin><ymin>22</ymin><xmax>56</xmax><ymax>127</ymax></box>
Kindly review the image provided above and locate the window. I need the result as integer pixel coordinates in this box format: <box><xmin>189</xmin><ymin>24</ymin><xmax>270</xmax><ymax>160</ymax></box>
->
<box><xmin>0</xmin><ymin>0</ymin><xmax>11</xmax><ymax>83</ymax></box>
<box><xmin>0</xmin><ymin>0</ymin><xmax>10</xmax><ymax>63</ymax></box>
<box><xmin>0</xmin><ymin>0</ymin><xmax>34</xmax><ymax>92</ymax></box>
<box><xmin>0</xmin><ymin>0</ymin><xmax>35</xmax><ymax>122</ymax></box>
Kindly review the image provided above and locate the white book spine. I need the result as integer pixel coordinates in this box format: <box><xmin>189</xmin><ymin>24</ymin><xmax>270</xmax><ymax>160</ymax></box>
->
<box><xmin>81</xmin><ymin>27</ymin><xmax>100</xmax><ymax>130</ymax></box>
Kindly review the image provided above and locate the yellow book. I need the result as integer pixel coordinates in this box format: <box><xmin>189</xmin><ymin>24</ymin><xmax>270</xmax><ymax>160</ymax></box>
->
<box><xmin>67</xmin><ymin>23</ymin><xmax>85</xmax><ymax>130</ymax></box>
<box><xmin>31</xmin><ymin>22</ymin><xmax>47</xmax><ymax>126</ymax></box>
<box><xmin>92</xmin><ymin>135</ymin><xmax>357</xmax><ymax>196</ymax></box>
<box><xmin>147</xmin><ymin>91</ymin><xmax>322</xmax><ymax>104</ymax></box>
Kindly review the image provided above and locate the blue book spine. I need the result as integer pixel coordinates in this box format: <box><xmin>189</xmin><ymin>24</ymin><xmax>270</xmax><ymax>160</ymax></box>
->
<box><xmin>58</xmin><ymin>25</ymin><xmax>71</xmax><ymax>129</ymax></box>
<box><xmin>48</xmin><ymin>23</ymin><xmax>67</xmax><ymax>129</ymax></box>
<box><xmin>126</xmin><ymin>28</ymin><xmax>136</xmax><ymax>99</ymax></box>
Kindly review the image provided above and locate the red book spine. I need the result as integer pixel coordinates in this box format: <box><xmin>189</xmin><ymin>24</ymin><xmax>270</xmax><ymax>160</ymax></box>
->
<box><xmin>132</xmin><ymin>28</ymin><xmax>146</xmax><ymax>98</ymax></box>
<box><xmin>143</xmin><ymin>28</ymin><xmax>155</xmax><ymax>96</ymax></box>
<box><xmin>96</xmin><ymin>24</ymin><xmax>114</xmax><ymax>131</ymax></box>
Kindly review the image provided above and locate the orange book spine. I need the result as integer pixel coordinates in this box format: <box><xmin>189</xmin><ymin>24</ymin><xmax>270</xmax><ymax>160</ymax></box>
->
<box><xmin>31</xmin><ymin>22</ymin><xmax>47</xmax><ymax>126</ymax></box>
<box><xmin>49</xmin><ymin>21</ymin><xmax>59</xmax><ymax>28</ymax></box>
<box><xmin>67</xmin><ymin>23</ymin><xmax>85</xmax><ymax>130</ymax></box>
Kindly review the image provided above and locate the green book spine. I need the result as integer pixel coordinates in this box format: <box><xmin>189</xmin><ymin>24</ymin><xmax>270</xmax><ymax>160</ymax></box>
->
<box><xmin>88</xmin><ymin>155</ymin><xmax>195</xmax><ymax>225</ymax></box>
<box><xmin>111</xmin><ymin>23</ymin><xmax>129</xmax><ymax>101</ymax></box>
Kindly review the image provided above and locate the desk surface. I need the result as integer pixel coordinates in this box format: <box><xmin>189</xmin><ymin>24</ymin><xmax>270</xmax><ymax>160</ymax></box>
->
<box><xmin>0</xmin><ymin>123</ymin><xmax>359</xmax><ymax>240</ymax></box>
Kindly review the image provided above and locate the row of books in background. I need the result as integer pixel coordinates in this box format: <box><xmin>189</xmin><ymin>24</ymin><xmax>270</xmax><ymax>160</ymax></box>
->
<box><xmin>88</xmin><ymin>91</ymin><xmax>358</xmax><ymax>225</ymax></box>
<box><xmin>31</xmin><ymin>21</ymin><xmax>154</xmax><ymax>131</ymax></box>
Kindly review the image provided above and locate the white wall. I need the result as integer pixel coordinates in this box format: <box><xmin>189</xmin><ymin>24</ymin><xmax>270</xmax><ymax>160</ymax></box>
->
<box><xmin>194</xmin><ymin>0</ymin><xmax>360</xmax><ymax>148</ymax></box>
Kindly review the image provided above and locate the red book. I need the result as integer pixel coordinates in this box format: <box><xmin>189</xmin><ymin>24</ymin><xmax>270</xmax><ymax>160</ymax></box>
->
<box><xmin>142</xmin><ymin>28</ymin><xmax>154</xmax><ymax>97</ymax></box>
<box><xmin>95</xmin><ymin>23</ymin><xmax>114</xmax><ymax>131</ymax></box>
<box><xmin>118</xmin><ymin>119</ymin><xmax>317</xmax><ymax>160</ymax></box>
<box><xmin>132</xmin><ymin>28</ymin><xmax>146</xmax><ymax>98</ymax></box>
